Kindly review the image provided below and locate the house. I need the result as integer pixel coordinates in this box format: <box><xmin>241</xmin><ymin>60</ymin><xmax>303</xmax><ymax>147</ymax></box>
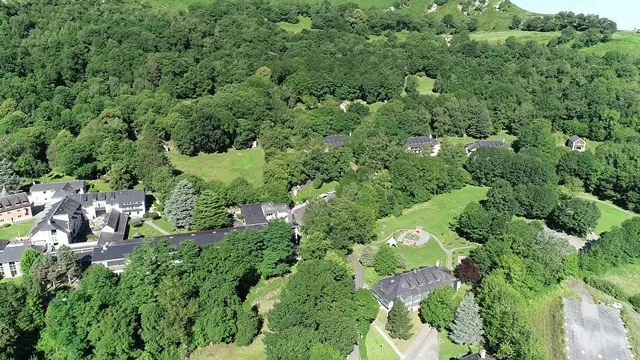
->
<box><xmin>96</xmin><ymin>209</ymin><xmax>129</xmax><ymax>247</ymax></box>
<box><xmin>443</xmin><ymin>34</ymin><xmax>454</xmax><ymax>45</ymax></box>
<box><xmin>464</xmin><ymin>140</ymin><xmax>512</xmax><ymax>155</ymax></box>
<box><xmin>323</xmin><ymin>135</ymin><xmax>348</xmax><ymax>147</ymax></box>
<box><xmin>67</xmin><ymin>189</ymin><xmax>146</xmax><ymax>219</ymax></box>
<box><xmin>458</xmin><ymin>351</ymin><xmax>494</xmax><ymax>360</ymax></box>
<box><xmin>240</xmin><ymin>203</ymin><xmax>292</xmax><ymax>226</ymax></box>
<box><xmin>567</xmin><ymin>135</ymin><xmax>586</xmax><ymax>152</ymax></box>
<box><xmin>29</xmin><ymin>197</ymin><xmax>85</xmax><ymax>248</ymax></box>
<box><xmin>337</xmin><ymin>100</ymin><xmax>349</xmax><ymax>113</ymax></box>
<box><xmin>371</xmin><ymin>266</ymin><xmax>460</xmax><ymax>309</ymax></box>
<box><xmin>92</xmin><ymin>224</ymin><xmax>268</xmax><ymax>273</ymax></box>
<box><xmin>405</xmin><ymin>136</ymin><xmax>441</xmax><ymax>156</ymax></box>
<box><xmin>0</xmin><ymin>242</ymin><xmax>40</xmax><ymax>279</ymax></box>
<box><xmin>0</xmin><ymin>190</ymin><xmax>33</xmax><ymax>225</ymax></box>
<box><xmin>29</xmin><ymin>181</ymin><xmax>86</xmax><ymax>206</ymax></box>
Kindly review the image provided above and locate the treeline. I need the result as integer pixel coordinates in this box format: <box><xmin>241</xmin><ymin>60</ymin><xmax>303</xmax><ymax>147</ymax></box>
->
<box><xmin>1</xmin><ymin>220</ymin><xmax>293</xmax><ymax>359</ymax></box>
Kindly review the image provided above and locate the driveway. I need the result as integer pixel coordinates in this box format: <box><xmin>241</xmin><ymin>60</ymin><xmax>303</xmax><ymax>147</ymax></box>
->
<box><xmin>402</xmin><ymin>326</ymin><xmax>439</xmax><ymax>360</ymax></box>
<box><xmin>348</xmin><ymin>254</ymin><xmax>364</xmax><ymax>289</ymax></box>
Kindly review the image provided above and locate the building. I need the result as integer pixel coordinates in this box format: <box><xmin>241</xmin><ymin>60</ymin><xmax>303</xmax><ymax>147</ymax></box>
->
<box><xmin>29</xmin><ymin>181</ymin><xmax>86</xmax><ymax>206</ymax></box>
<box><xmin>337</xmin><ymin>100</ymin><xmax>349</xmax><ymax>113</ymax></box>
<box><xmin>29</xmin><ymin>197</ymin><xmax>85</xmax><ymax>248</ymax></box>
<box><xmin>458</xmin><ymin>351</ymin><xmax>494</xmax><ymax>360</ymax></box>
<box><xmin>405</xmin><ymin>136</ymin><xmax>441</xmax><ymax>156</ymax></box>
<box><xmin>96</xmin><ymin>209</ymin><xmax>129</xmax><ymax>247</ymax></box>
<box><xmin>0</xmin><ymin>242</ymin><xmax>40</xmax><ymax>279</ymax></box>
<box><xmin>67</xmin><ymin>189</ymin><xmax>146</xmax><ymax>219</ymax></box>
<box><xmin>567</xmin><ymin>135</ymin><xmax>586</xmax><ymax>152</ymax></box>
<box><xmin>464</xmin><ymin>140</ymin><xmax>512</xmax><ymax>155</ymax></box>
<box><xmin>240</xmin><ymin>203</ymin><xmax>292</xmax><ymax>225</ymax></box>
<box><xmin>92</xmin><ymin>224</ymin><xmax>268</xmax><ymax>273</ymax></box>
<box><xmin>323</xmin><ymin>135</ymin><xmax>348</xmax><ymax>147</ymax></box>
<box><xmin>0</xmin><ymin>191</ymin><xmax>33</xmax><ymax>225</ymax></box>
<box><xmin>371</xmin><ymin>266</ymin><xmax>460</xmax><ymax>309</ymax></box>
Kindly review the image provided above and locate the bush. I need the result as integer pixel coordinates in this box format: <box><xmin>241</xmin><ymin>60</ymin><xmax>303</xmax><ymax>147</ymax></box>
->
<box><xmin>144</xmin><ymin>211</ymin><xmax>160</xmax><ymax>220</ymax></box>
<box><xmin>3</xmin><ymin>223</ymin><xmax>10</xmax><ymax>228</ymax></box>
<box><xmin>360</xmin><ymin>245</ymin><xmax>376</xmax><ymax>267</ymax></box>
<box><xmin>584</xmin><ymin>276</ymin><xmax>627</xmax><ymax>301</ymax></box>
<box><xmin>629</xmin><ymin>294</ymin><xmax>640</xmax><ymax>309</ymax></box>
<box><xmin>130</xmin><ymin>218</ymin><xmax>144</xmax><ymax>228</ymax></box>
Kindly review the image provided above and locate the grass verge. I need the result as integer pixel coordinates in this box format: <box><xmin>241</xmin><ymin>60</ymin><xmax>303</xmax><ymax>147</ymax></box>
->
<box><xmin>0</xmin><ymin>218</ymin><xmax>36</xmax><ymax>240</ymax></box>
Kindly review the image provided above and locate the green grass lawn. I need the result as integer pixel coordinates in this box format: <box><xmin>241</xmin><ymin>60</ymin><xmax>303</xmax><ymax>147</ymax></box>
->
<box><xmin>415</xmin><ymin>76</ymin><xmax>435</xmax><ymax>95</ymax></box>
<box><xmin>364</xmin><ymin>325</ymin><xmax>400</xmax><ymax>360</ymax></box>
<box><xmin>439</xmin><ymin>330</ymin><xmax>477</xmax><ymax>360</ymax></box>
<box><xmin>277</xmin><ymin>16</ymin><xmax>312</xmax><ymax>33</ymax></box>
<box><xmin>581</xmin><ymin>31</ymin><xmax>640</xmax><ymax>58</ymax></box>
<box><xmin>374</xmin><ymin>309</ymin><xmax>427</xmax><ymax>353</ymax></box>
<box><xmin>168</xmin><ymin>148</ymin><xmax>265</xmax><ymax>188</ymax></box>
<box><xmin>592</xmin><ymin>201</ymin><xmax>635</xmax><ymax>234</ymax></box>
<box><xmin>37</xmin><ymin>172</ymin><xmax>112</xmax><ymax>192</ymax></box>
<box><xmin>0</xmin><ymin>277</ymin><xmax>24</xmax><ymax>285</ymax></box>
<box><xmin>293</xmin><ymin>181</ymin><xmax>337</xmax><ymax>203</ymax></box>
<box><xmin>397</xmin><ymin>241</ymin><xmax>447</xmax><ymax>270</ymax></box>
<box><xmin>470</xmin><ymin>30</ymin><xmax>559</xmax><ymax>44</ymax></box>
<box><xmin>378</xmin><ymin>186</ymin><xmax>488</xmax><ymax>250</ymax></box>
<box><xmin>151</xmin><ymin>217</ymin><xmax>182</xmax><ymax>234</ymax></box>
<box><xmin>596</xmin><ymin>262</ymin><xmax>640</xmax><ymax>299</ymax></box>
<box><xmin>127</xmin><ymin>222</ymin><xmax>164</xmax><ymax>239</ymax></box>
<box><xmin>0</xmin><ymin>218</ymin><xmax>36</xmax><ymax>240</ymax></box>
<box><xmin>525</xmin><ymin>282</ymin><xmax>577</xmax><ymax>360</ymax></box>
<box><xmin>442</xmin><ymin>130</ymin><xmax>517</xmax><ymax>147</ymax></box>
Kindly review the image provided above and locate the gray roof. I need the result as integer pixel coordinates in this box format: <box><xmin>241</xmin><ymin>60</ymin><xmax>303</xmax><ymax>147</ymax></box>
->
<box><xmin>323</xmin><ymin>135</ymin><xmax>347</xmax><ymax>147</ymax></box>
<box><xmin>241</xmin><ymin>203</ymin><xmax>267</xmax><ymax>225</ymax></box>
<box><xmin>465</xmin><ymin>140</ymin><xmax>511</xmax><ymax>152</ymax></box>
<box><xmin>0</xmin><ymin>192</ymin><xmax>30</xmax><ymax>213</ymax></box>
<box><xmin>372</xmin><ymin>266</ymin><xmax>458</xmax><ymax>305</ymax></box>
<box><xmin>91</xmin><ymin>224</ymin><xmax>268</xmax><ymax>263</ymax></box>
<box><xmin>458</xmin><ymin>354</ymin><xmax>496</xmax><ymax>360</ymax></box>
<box><xmin>30</xmin><ymin>181</ymin><xmax>85</xmax><ymax>193</ymax></box>
<box><xmin>30</xmin><ymin>197</ymin><xmax>83</xmax><ymax>236</ymax></box>
<box><xmin>67</xmin><ymin>190</ymin><xmax>145</xmax><ymax>207</ymax></box>
<box><xmin>97</xmin><ymin>209</ymin><xmax>128</xmax><ymax>247</ymax></box>
<box><xmin>406</xmin><ymin>136</ymin><xmax>440</xmax><ymax>149</ymax></box>
<box><xmin>0</xmin><ymin>244</ymin><xmax>36</xmax><ymax>263</ymax></box>
<box><xmin>568</xmin><ymin>135</ymin><xmax>583</xmax><ymax>143</ymax></box>
<box><xmin>0</xmin><ymin>240</ymin><xmax>8</xmax><ymax>252</ymax></box>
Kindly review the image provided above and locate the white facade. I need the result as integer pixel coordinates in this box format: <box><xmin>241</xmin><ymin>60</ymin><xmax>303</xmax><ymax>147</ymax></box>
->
<box><xmin>83</xmin><ymin>201</ymin><xmax>145</xmax><ymax>219</ymax></box>
<box><xmin>69</xmin><ymin>190</ymin><xmax>146</xmax><ymax>220</ymax></box>
<box><xmin>29</xmin><ymin>182</ymin><xmax>86</xmax><ymax>206</ymax></box>
<box><xmin>1</xmin><ymin>260</ymin><xmax>21</xmax><ymax>278</ymax></box>
<box><xmin>30</xmin><ymin>213</ymin><xmax>83</xmax><ymax>248</ymax></box>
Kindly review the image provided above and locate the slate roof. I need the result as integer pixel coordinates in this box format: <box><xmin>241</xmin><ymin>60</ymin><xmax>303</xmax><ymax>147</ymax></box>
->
<box><xmin>0</xmin><ymin>240</ymin><xmax>9</xmax><ymax>252</ymax></box>
<box><xmin>458</xmin><ymin>354</ymin><xmax>496</xmax><ymax>360</ymax></box>
<box><xmin>97</xmin><ymin>209</ymin><xmax>129</xmax><ymax>247</ymax></box>
<box><xmin>0</xmin><ymin>244</ymin><xmax>36</xmax><ymax>263</ymax></box>
<box><xmin>241</xmin><ymin>203</ymin><xmax>268</xmax><ymax>225</ymax></box>
<box><xmin>464</xmin><ymin>140</ymin><xmax>512</xmax><ymax>152</ymax></box>
<box><xmin>67</xmin><ymin>190</ymin><xmax>145</xmax><ymax>207</ymax></box>
<box><xmin>323</xmin><ymin>135</ymin><xmax>347</xmax><ymax>147</ymax></box>
<box><xmin>405</xmin><ymin>136</ymin><xmax>440</xmax><ymax>149</ymax></box>
<box><xmin>568</xmin><ymin>135</ymin><xmax>583</xmax><ymax>143</ymax></box>
<box><xmin>372</xmin><ymin>266</ymin><xmax>458</xmax><ymax>305</ymax></box>
<box><xmin>91</xmin><ymin>224</ymin><xmax>268</xmax><ymax>263</ymax></box>
<box><xmin>30</xmin><ymin>181</ymin><xmax>85</xmax><ymax>193</ymax></box>
<box><xmin>30</xmin><ymin>197</ymin><xmax>83</xmax><ymax>236</ymax></box>
<box><xmin>0</xmin><ymin>192</ymin><xmax>30</xmax><ymax>212</ymax></box>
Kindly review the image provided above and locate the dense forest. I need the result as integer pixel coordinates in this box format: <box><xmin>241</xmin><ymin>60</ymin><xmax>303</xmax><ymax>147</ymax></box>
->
<box><xmin>1</xmin><ymin>0</ymin><xmax>639</xmax><ymax>359</ymax></box>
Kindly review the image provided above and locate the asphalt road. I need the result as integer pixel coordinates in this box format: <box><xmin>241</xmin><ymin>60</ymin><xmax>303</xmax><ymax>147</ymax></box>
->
<box><xmin>402</xmin><ymin>326</ymin><xmax>439</xmax><ymax>360</ymax></box>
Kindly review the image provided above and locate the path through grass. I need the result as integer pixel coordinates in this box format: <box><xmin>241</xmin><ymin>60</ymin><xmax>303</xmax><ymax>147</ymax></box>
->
<box><xmin>168</xmin><ymin>148</ymin><xmax>265</xmax><ymax>187</ymax></box>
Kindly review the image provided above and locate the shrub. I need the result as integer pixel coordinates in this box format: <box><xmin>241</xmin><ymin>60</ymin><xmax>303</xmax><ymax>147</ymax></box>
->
<box><xmin>360</xmin><ymin>245</ymin><xmax>376</xmax><ymax>267</ymax></box>
<box><xmin>130</xmin><ymin>218</ymin><xmax>144</xmax><ymax>228</ymax></box>
<box><xmin>144</xmin><ymin>211</ymin><xmax>160</xmax><ymax>220</ymax></box>
<box><xmin>629</xmin><ymin>294</ymin><xmax>640</xmax><ymax>309</ymax></box>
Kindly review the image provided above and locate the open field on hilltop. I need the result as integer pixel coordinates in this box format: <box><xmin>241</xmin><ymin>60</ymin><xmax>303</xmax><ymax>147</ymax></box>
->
<box><xmin>277</xmin><ymin>16</ymin><xmax>312</xmax><ymax>33</ymax></box>
<box><xmin>378</xmin><ymin>186</ymin><xmax>488</xmax><ymax>249</ymax></box>
<box><xmin>595</xmin><ymin>263</ymin><xmax>640</xmax><ymax>299</ymax></box>
<box><xmin>470</xmin><ymin>30</ymin><xmax>559</xmax><ymax>44</ymax></box>
<box><xmin>0</xmin><ymin>218</ymin><xmax>36</xmax><ymax>240</ymax></box>
<box><xmin>168</xmin><ymin>147</ymin><xmax>265</xmax><ymax>187</ymax></box>
<box><xmin>145</xmin><ymin>0</ymin><xmax>397</xmax><ymax>12</ymax></box>
<box><xmin>582</xmin><ymin>31</ymin><xmax>640</xmax><ymax>58</ymax></box>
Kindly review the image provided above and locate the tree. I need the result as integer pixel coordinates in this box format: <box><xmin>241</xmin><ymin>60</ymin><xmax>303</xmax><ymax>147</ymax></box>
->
<box><xmin>485</xmin><ymin>180</ymin><xmax>518</xmax><ymax>215</ymax></box>
<box><xmin>20</xmin><ymin>248</ymin><xmax>43</xmax><ymax>277</ymax></box>
<box><xmin>386</xmin><ymin>301</ymin><xmax>412</xmax><ymax>340</ymax></box>
<box><xmin>456</xmin><ymin>202</ymin><xmax>510</xmax><ymax>244</ymax></box>
<box><xmin>360</xmin><ymin>245</ymin><xmax>376</xmax><ymax>267</ymax></box>
<box><xmin>235</xmin><ymin>306</ymin><xmax>260</xmax><ymax>346</ymax></box>
<box><xmin>510</xmin><ymin>15</ymin><xmax>523</xmax><ymax>29</ymax></box>
<box><xmin>419</xmin><ymin>286</ymin><xmax>458</xmax><ymax>331</ymax></box>
<box><xmin>449</xmin><ymin>292</ymin><xmax>484</xmax><ymax>346</ymax></box>
<box><xmin>549</xmin><ymin>198</ymin><xmax>601</xmax><ymax>236</ymax></box>
<box><xmin>260</xmin><ymin>220</ymin><xmax>293</xmax><ymax>278</ymax></box>
<box><xmin>374</xmin><ymin>246</ymin><xmax>397</xmax><ymax>276</ymax></box>
<box><xmin>192</xmin><ymin>190</ymin><xmax>229</xmax><ymax>231</ymax></box>
<box><xmin>165</xmin><ymin>179</ymin><xmax>197</xmax><ymax>229</ymax></box>
<box><xmin>227</xmin><ymin>177</ymin><xmax>258</xmax><ymax>206</ymax></box>
<box><xmin>0</xmin><ymin>160</ymin><xmax>21</xmax><ymax>194</ymax></box>
<box><xmin>456</xmin><ymin>257</ymin><xmax>482</xmax><ymax>284</ymax></box>
<box><xmin>299</xmin><ymin>232</ymin><xmax>330</xmax><ymax>260</ymax></box>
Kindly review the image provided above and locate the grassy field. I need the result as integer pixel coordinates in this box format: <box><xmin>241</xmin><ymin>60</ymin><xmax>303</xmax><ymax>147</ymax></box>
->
<box><xmin>378</xmin><ymin>186</ymin><xmax>488</xmax><ymax>250</ymax></box>
<box><xmin>127</xmin><ymin>222</ymin><xmax>164</xmax><ymax>239</ymax></box>
<box><xmin>592</xmin><ymin>201</ymin><xmax>635</xmax><ymax>234</ymax></box>
<box><xmin>416</xmin><ymin>76</ymin><xmax>435</xmax><ymax>95</ymax></box>
<box><xmin>596</xmin><ymin>262</ymin><xmax>640</xmax><ymax>299</ymax></box>
<box><xmin>277</xmin><ymin>16</ymin><xmax>312</xmax><ymax>33</ymax></box>
<box><xmin>364</xmin><ymin>325</ymin><xmax>400</xmax><ymax>360</ymax></box>
<box><xmin>0</xmin><ymin>218</ymin><xmax>36</xmax><ymax>240</ymax></box>
<box><xmin>582</xmin><ymin>31</ymin><xmax>640</xmax><ymax>58</ymax></box>
<box><xmin>168</xmin><ymin>148</ymin><xmax>265</xmax><ymax>187</ymax></box>
<box><xmin>374</xmin><ymin>309</ymin><xmax>428</xmax><ymax>353</ymax></box>
<box><xmin>525</xmin><ymin>283</ymin><xmax>577</xmax><ymax>360</ymax></box>
<box><xmin>293</xmin><ymin>181</ymin><xmax>337</xmax><ymax>203</ymax></box>
<box><xmin>151</xmin><ymin>217</ymin><xmax>182</xmax><ymax>233</ymax></box>
<box><xmin>470</xmin><ymin>30</ymin><xmax>559</xmax><ymax>44</ymax></box>
<box><xmin>443</xmin><ymin>130</ymin><xmax>517</xmax><ymax>147</ymax></box>
<box><xmin>439</xmin><ymin>330</ymin><xmax>476</xmax><ymax>360</ymax></box>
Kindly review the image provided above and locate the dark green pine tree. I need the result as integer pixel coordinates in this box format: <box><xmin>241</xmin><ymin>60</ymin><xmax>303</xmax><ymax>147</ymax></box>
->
<box><xmin>192</xmin><ymin>190</ymin><xmax>230</xmax><ymax>231</ymax></box>
<box><xmin>386</xmin><ymin>300</ymin><xmax>412</xmax><ymax>340</ymax></box>
<box><xmin>0</xmin><ymin>160</ymin><xmax>21</xmax><ymax>194</ymax></box>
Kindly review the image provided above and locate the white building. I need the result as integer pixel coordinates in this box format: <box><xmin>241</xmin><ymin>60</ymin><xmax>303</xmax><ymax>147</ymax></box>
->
<box><xmin>405</xmin><ymin>136</ymin><xmax>441</xmax><ymax>156</ymax></box>
<box><xmin>67</xmin><ymin>190</ymin><xmax>146</xmax><ymax>219</ymax></box>
<box><xmin>29</xmin><ymin>197</ymin><xmax>85</xmax><ymax>248</ymax></box>
<box><xmin>0</xmin><ymin>242</ymin><xmax>39</xmax><ymax>279</ymax></box>
<box><xmin>29</xmin><ymin>181</ymin><xmax>86</xmax><ymax>206</ymax></box>
<box><xmin>240</xmin><ymin>203</ymin><xmax>292</xmax><ymax>225</ymax></box>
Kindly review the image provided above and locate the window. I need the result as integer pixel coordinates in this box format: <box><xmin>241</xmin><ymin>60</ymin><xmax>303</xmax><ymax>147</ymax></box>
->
<box><xmin>0</xmin><ymin>265</ymin><xmax>4</xmax><ymax>278</ymax></box>
<box><xmin>8</xmin><ymin>262</ymin><xmax>16</xmax><ymax>277</ymax></box>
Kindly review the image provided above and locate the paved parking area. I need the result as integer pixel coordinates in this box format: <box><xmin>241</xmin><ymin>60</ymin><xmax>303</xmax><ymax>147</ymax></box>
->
<box><xmin>564</xmin><ymin>298</ymin><xmax>633</xmax><ymax>360</ymax></box>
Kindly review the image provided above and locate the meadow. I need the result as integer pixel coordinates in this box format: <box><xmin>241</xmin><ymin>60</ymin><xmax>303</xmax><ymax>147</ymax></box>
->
<box><xmin>0</xmin><ymin>218</ymin><xmax>36</xmax><ymax>240</ymax></box>
<box><xmin>595</xmin><ymin>262</ymin><xmax>640</xmax><ymax>299</ymax></box>
<box><xmin>168</xmin><ymin>147</ymin><xmax>265</xmax><ymax>187</ymax></box>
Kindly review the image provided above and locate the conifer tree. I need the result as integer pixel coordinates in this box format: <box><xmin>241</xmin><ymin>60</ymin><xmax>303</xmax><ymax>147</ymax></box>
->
<box><xmin>386</xmin><ymin>301</ymin><xmax>412</xmax><ymax>340</ymax></box>
<box><xmin>165</xmin><ymin>179</ymin><xmax>197</xmax><ymax>229</ymax></box>
<box><xmin>0</xmin><ymin>160</ymin><xmax>21</xmax><ymax>194</ymax></box>
<box><xmin>192</xmin><ymin>190</ymin><xmax>229</xmax><ymax>231</ymax></box>
<box><xmin>449</xmin><ymin>292</ymin><xmax>484</xmax><ymax>346</ymax></box>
